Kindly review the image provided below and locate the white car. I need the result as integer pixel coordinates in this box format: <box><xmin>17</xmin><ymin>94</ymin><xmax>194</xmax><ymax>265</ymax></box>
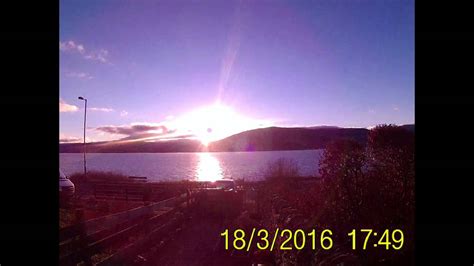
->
<box><xmin>214</xmin><ymin>179</ymin><xmax>236</xmax><ymax>191</ymax></box>
<box><xmin>59</xmin><ymin>169</ymin><xmax>75</xmax><ymax>198</ymax></box>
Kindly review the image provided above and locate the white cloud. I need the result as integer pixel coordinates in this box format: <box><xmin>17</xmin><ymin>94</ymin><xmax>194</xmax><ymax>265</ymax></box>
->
<box><xmin>60</xmin><ymin>40</ymin><xmax>110</xmax><ymax>64</ymax></box>
<box><xmin>120</xmin><ymin>110</ymin><xmax>129</xmax><ymax>117</ymax></box>
<box><xmin>59</xmin><ymin>133</ymin><xmax>96</xmax><ymax>143</ymax></box>
<box><xmin>65</xmin><ymin>71</ymin><xmax>93</xmax><ymax>80</ymax></box>
<box><xmin>77</xmin><ymin>44</ymin><xmax>85</xmax><ymax>54</ymax></box>
<box><xmin>59</xmin><ymin>133</ymin><xmax>82</xmax><ymax>143</ymax></box>
<box><xmin>60</xmin><ymin>40</ymin><xmax>84</xmax><ymax>53</ymax></box>
<box><xmin>85</xmin><ymin>49</ymin><xmax>109</xmax><ymax>63</ymax></box>
<box><xmin>90</xmin><ymin>107</ymin><xmax>114</xmax><ymax>112</ymax></box>
<box><xmin>59</xmin><ymin>98</ymin><xmax>79</xmax><ymax>112</ymax></box>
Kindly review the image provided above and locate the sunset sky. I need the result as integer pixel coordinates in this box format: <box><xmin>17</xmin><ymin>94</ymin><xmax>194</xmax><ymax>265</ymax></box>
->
<box><xmin>60</xmin><ymin>0</ymin><xmax>414</xmax><ymax>144</ymax></box>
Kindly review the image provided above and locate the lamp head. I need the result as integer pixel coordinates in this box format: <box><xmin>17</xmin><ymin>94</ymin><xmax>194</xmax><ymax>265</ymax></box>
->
<box><xmin>78</xmin><ymin>96</ymin><xmax>85</xmax><ymax>100</ymax></box>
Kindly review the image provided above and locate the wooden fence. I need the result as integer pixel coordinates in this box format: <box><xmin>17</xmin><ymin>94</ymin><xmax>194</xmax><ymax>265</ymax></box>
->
<box><xmin>59</xmin><ymin>192</ymin><xmax>195</xmax><ymax>265</ymax></box>
<box><xmin>91</xmin><ymin>181</ymin><xmax>191</xmax><ymax>202</ymax></box>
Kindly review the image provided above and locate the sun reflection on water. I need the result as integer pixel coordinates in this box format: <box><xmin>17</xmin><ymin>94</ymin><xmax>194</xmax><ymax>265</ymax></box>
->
<box><xmin>196</xmin><ymin>153</ymin><xmax>223</xmax><ymax>182</ymax></box>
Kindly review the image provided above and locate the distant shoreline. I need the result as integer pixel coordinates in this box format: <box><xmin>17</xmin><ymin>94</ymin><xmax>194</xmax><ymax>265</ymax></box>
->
<box><xmin>59</xmin><ymin>148</ymin><xmax>323</xmax><ymax>154</ymax></box>
<box><xmin>60</xmin><ymin>125</ymin><xmax>413</xmax><ymax>153</ymax></box>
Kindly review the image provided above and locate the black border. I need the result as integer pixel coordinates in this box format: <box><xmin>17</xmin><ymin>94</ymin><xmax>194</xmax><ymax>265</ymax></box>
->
<box><xmin>0</xmin><ymin>1</ymin><xmax>59</xmax><ymax>264</ymax></box>
<box><xmin>415</xmin><ymin>0</ymin><xmax>474</xmax><ymax>264</ymax></box>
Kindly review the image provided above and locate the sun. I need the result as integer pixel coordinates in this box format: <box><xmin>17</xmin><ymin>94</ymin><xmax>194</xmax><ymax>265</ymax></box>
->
<box><xmin>186</xmin><ymin>103</ymin><xmax>239</xmax><ymax>145</ymax></box>
<box><xmin>175</xmin><ymin>102</ymin><xmax>268</xmax><ymax>146</ymax></box>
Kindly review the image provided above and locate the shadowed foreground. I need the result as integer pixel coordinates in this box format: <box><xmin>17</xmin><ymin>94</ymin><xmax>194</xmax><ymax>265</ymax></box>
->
<box><xmin>142</xmin><ymin>213</ymin><xmax>247</xmax><ymax>266</ymax></box>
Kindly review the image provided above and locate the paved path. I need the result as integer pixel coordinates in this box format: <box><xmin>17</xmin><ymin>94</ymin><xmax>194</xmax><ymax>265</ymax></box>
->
<box><xmin>142</xmin><ymin>212</ymin><xmax>250</xmax><ymax>266</ymax></box>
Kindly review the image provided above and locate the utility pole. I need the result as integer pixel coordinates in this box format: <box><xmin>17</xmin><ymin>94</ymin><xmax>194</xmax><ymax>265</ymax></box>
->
<box><xmin>78</xmin><ymin>96</ymin><xmax>87</xmax><ymax>177</ymax></box>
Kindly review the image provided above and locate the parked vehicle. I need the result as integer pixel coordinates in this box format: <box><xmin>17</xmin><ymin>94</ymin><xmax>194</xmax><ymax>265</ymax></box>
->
<box><xmin>197</xmin><ymin>179</ymin><xmax>243</xmax><ymax>218</ymax></box>
<box><xmin>214</xmin><ymin>179</ymin><xmax>237</xmax><ymax>191</ymax></box>
<box><xmin>60</xmin><ymin>169</ymin><xmax>75</xmax><ymax>199</ymax></box>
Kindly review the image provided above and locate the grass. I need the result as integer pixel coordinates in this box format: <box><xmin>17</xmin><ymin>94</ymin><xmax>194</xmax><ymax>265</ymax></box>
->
<box><xmin>69</xmin><ymin>171</ymin><xmax>132</xmax><ymax>184</ymax></box>
<box><xmin>59</xmin><ymin>208</ymin><xmax>77</xmax><ymax>229</ymax></box>
<box><xmin>263</xmin><ymin>158</ymin><xmax>300</xmax><ymax>181</ymax></box>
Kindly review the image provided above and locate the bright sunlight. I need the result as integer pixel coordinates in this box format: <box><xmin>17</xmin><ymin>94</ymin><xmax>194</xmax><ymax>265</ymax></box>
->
<box><xmin>174</xmin><ymin>102</ymin><xmax>270</xmax><ymax>146</ymax></box>
<box><xmin>196</xmin><ymin>153</ymin><xmax>223</xmax><ymax>181</ymax></box>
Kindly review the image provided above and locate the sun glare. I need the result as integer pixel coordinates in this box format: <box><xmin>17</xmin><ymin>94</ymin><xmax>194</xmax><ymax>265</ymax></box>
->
<box><xmin>196</xmin><ymin>153</ymin><xmax>223</xmax><ymax>182</ymax></box>
<box><xmin>174</xmin><ymin>102</ymin><xmax>269</xmax><ymax>145</ymax></box>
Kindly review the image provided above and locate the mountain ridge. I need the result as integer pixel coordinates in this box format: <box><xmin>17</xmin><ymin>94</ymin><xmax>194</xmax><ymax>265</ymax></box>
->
<box><xmin>60</xmin><ymin>124</ymin><xmax>414</xmax><ymax>153</ymax></box>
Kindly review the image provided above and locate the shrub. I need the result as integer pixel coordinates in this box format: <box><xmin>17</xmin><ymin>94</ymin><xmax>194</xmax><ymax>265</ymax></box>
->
<box><xmin>69</xmin><ymin>171</ymin><xmax>131</xmax><ymax>184</ymax></box>
<box><xmin>263</xmin><ymin>158</ymin><xmax>300</xmax><ymax>182</ymax></box>
<box><xmin>316</xmin><ymin>125</ymin><xmax>415</xmax><ymax>264</ymax></box>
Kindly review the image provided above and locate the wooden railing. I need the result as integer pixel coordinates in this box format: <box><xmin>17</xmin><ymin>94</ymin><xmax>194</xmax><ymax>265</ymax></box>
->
<box><xmin>59</xmin><ymin>192</ymin><xmax>195</xmax><ymax>265</ymax></box>
<box><xmin>91</xmin><ymin>181</ymin><xmax>197</xmax><ymax>202</ymax></box>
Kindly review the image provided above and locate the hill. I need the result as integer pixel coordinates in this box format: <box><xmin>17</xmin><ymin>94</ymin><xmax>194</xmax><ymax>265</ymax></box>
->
<box><xmin>60</xmin><ymin>139</ymin><xmax>205</xmax><ymax>153</ymax></box>
<box><xmin>60</xmin><ymin>124</ymin><xmax>414</xmax><ymax>153</ymax></box>
<box><xmin>207</xmin><ymin>126</ymin><xmax>369</xmax><ymax>152</ymax></box>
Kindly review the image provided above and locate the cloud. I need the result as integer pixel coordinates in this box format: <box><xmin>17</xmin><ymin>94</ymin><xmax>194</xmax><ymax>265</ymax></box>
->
<box><xmin>59</xmin><ymin>134</ymin><xmax>82</xmax><ymax>143</ymax></box>
<box><xmin>120</xmin><ymin>110</ymin><xmax>129</xmax><ymax>117</ymax></box>
<box><xmin>59</xmin><ymin>40</ymin><xmax>85</xmax><ymax>54</ymax></box>
<box><xmin>59</xmin><ymin>135</ymin><xmax>94</xmax><ymax>143</ymax></box>
<box><xmin>60</xmin><ymin>98</ymin><xmax>79</xmax><ymax>112</ymax></box>
<box><xmin>90</xmin><ymin>107</ymin><xmax>114</xmax><ymax>112</ymax></box>
<box><xmin>91</xmin><ymin>103</ymin><xmax>274</xmax><ymax>143</ymax></box>
<box><xmin>146</xmin><ymin>134</ymin><xmax>196</xmax><ymax>142</ymax></box>
<box><xmin>393</xmin><ymin>106</ymin><xmax>400</xmax><ymax>112</ymax></box>
<box><xmin>84</xmin><ymin>49</ymin><xmax>109</xmax><ymax>63</ymax></box>
<box><xmin>65</xmin><ymin>71</ymin><xmax>93</xmax><ymax>80</ymax></box>
<box><xmin>95</xmin><ymin>123</ymin><xmax>174</xmax><ymax>141</ymax></box>
<box><xmin>60</xmin><ymin>40</ymin><xmax>110</xmax><ymax>64</ymax></box>
<box><xmin>60</xmin><ymin>137</ymin><xmax>81</xmax><ymax>143</ymax></box>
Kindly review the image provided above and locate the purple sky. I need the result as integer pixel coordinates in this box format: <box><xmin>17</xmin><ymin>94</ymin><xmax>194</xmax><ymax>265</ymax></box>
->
<box><xmin>60</xmin><ymin>0</ymin><xmax>414</xmax><ymax>143</ymax></box>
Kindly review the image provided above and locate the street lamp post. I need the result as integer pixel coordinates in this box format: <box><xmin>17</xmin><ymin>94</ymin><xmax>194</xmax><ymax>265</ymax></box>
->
<box><xmin>78</xmin><ymin>96</ymin><xmax>87</xmax><ymax>177</ymax></box>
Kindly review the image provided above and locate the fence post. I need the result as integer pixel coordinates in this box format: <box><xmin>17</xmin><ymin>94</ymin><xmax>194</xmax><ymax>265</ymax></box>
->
<box><xmin>75</xmin><ymin>208</ymin><xmax>92</xmax><ymax>266</ymax></box>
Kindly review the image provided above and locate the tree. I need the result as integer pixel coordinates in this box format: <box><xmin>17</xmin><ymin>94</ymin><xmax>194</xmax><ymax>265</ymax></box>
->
<box><xmin>317</xmin><ymin>125</ymin><xmax>415</xmax><ymax>265</ymax></box>
<box><xmin>319</xmin><ymin>139</ymin><xmax>366</xmax><ymax>225</ymax></box>
<box><xmin>367</xmin><ymin>124</ymin><xmax>415</xmax><ymax>218</ymax></box>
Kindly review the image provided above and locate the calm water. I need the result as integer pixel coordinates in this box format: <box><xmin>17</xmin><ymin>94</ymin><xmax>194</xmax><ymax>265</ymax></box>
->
<box><xmin>60</xmin><ymin>150</ymin><xmax>324</xmax><ymax>182</ymax></box>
